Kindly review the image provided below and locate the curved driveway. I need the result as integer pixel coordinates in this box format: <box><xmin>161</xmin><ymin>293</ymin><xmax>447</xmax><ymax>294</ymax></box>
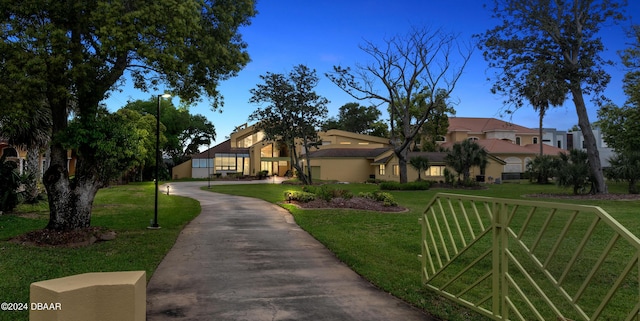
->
<box><xmin>146</xmin><ymin>180</ymin><xmax>433</xmax><ymax>321</ymax></box>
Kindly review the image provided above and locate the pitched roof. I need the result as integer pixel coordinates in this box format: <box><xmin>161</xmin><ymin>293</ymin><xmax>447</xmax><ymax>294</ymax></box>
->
<box><xmin>448</xmin><ymin>117</ymin><xmax>538</xmax><ymax>134</ymax></box>
<box><xmin>192</xmin><ymin>139</ymin><xmax>249</xmax><ymax>159</ymax></box>
<box><xmin>308</xmin><ymin>147</ymin><xmax>390</xmax><ymax>158</ymax></box>
<box><xmin>440</xmin><ymin>139</ymin><xmax>564</xmax><ymax>156</ymax></box>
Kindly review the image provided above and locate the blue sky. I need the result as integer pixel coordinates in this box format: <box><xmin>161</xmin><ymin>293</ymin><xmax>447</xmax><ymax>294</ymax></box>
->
<box><xmin>102</xmin><ymin>0</ymin><xmax>639</xmax><ymax>144</ymax></box>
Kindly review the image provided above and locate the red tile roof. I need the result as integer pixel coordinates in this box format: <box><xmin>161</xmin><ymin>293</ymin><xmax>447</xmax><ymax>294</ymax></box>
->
<box><xmin>441</xmin><ymin>139</ymin><xmax>565</xmax><ymax>155</ymax></box>
<box><xmin>448</xmin><ymin>117</ymin><xmax>538</xmax><ymax>134</ymax></box>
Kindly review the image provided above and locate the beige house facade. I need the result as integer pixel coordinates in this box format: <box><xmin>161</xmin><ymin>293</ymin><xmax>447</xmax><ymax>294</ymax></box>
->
<box><xmin>440</xmin><ymin>117</ymin><xmax>567</xmax><ymax>180</ymax></box>
<box><xmin>173</xmin><ymin>117</ymin><xmax>568</xmax><ymax>183</ymax></box>
<box><xmin>0</xmin><ymin>139</ymin><xmax>76</xmax><ymax>176</ymax></box>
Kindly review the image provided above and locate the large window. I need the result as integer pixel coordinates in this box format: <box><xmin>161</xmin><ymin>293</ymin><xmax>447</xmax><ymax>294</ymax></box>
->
<box><xmin>428</xmin><ymin>166</ymin><xmax>446</xmax><ymax>176</ymax></box>
<box><xmin>215</xmin><ymin>153</ymin><xmax>236</xmax><ymax>171</ymax></box>
<box><xmin>379</xmin><ymin>164</ymin><xmax>385</xmax><ymax>175</ymax></box>
<box><xmin>191</xmin><ymin>159</ymin><xmax>213</xmax><ymax>168</ymax></box>
<box><xmin>215</xmin><ymin>153</ymin><xmax>249</xmax><ymax>171</ymax></box>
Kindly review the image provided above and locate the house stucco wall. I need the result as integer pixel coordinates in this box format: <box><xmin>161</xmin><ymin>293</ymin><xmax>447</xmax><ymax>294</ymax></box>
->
<box><xmin>309</xmin><ymin>158</ymin><xmax>375</xmax><ymax>182</ymax></box>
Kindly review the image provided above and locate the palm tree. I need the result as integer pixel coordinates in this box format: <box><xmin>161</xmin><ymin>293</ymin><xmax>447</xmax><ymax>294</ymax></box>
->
<box><xmin>605</xmin><ymin>151</ymin><xmax>640</xmax><ymax>194</ymax></box>
<box><xmin>444</xmin><ymin>140</ymin><xmax>488</xmax><ymax>183</ymax></box>
<box><xmin>409</xmin><ymin>156</ymin><xmax>430</xmax><ymax>181</ymax></box>
<box><xmin>522</xmin><ymin>61</ymin><xmax>567</xmax><ymax>158</ymax></box>
<box><xmin>0</xmin><ymin>105</ymin><xmax>51</xmax><ymax>203</ymax></box>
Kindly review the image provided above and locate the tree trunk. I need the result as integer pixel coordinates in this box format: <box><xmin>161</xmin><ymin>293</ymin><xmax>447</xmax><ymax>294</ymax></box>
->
<box><xmin>570</xmin><ymin>86</ymin><xmax>607</xmax><ymax>194</ymax></box>
<box><xmin>290</xmin><ymin>141</ymin><xmax>310</xmax><ymax>185</ymax></box>
<box><xmin>302</xmin><ymin>136</ymin><xmax>313</xmax><ymax>185</ymax></box>
<box><xmin>44</xmin><ymin>143</ymin><xmax>100</xmax><ymax>230</ymax></box>
<box><xmin>537</xmin><ymin>111</ymin><xmax>545</xmax><ymax>184</ymax></box>
<box><xmin>24</xmin><ymin>145</ymin><xmax>41</xmax><ymax>203</ymax></box>
<box><xmin>395</xmin><ymin>147</ymin><xmax>408</xmax><ymax>183</ymax></box>
<box><xmin>630</xmin><ymin>179</ymin><xmax>638</xmax><ymax>194</ymax></box>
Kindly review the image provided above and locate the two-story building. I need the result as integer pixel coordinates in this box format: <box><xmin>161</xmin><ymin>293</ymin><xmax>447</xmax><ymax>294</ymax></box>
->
<box><xmin>172</xmin><ymin>117</ymin><xmax>572</xmax><ymax>183</ymax></box>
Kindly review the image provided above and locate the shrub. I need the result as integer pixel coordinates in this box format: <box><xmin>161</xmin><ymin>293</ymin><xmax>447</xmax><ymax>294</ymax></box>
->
<box><xmin>257</xmin><ymin>170</ymin><xmax>269</xmax><ymax>179</ymax></box>
<box><xmin>380</xmin><ymin>181</ymin><xmax>432</xmax><ymax>190</ymax></box>
<box><xmin>0</xmin><ymin>155</ymin><xmax>21</xmax><ymax>212</ymax></box>
<box><xmin>284</xmin><ymin>190</ymin><xmax>316</xmax><ymax>203</ymax></box>
<box><xmin>358</xmin><ymin>191</ymin><xmax>398</xmax><ymax>207</ymax></box>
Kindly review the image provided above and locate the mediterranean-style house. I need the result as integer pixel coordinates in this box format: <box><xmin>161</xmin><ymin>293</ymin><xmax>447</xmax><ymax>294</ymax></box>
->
<box><xmin>172</xmin><ymin>117</ymin><xmax>574</xmax><ymax>183</ymax></box>
<box><xmin>0</xmin><ymin>139</ymin><xmax>77</xmax><ymax>177</ymax></box>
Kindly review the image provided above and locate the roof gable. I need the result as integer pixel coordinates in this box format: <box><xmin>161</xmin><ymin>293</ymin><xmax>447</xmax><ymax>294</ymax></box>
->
<box><xmin>192</xmin><ymin>139</ymin><xmax>249</xmax><ymax>159</ymax></box>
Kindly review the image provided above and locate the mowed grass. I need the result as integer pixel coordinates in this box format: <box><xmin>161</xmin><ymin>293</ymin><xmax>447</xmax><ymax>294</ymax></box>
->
<box><xmin>0</xmin><ymin>183</ymin><xmax>200</xmax><ymax>321</ymax></box>
<box><xmin>204</xmin><ymin>181</ymin><xmax>640</xmax><ymax>321</ymax></box>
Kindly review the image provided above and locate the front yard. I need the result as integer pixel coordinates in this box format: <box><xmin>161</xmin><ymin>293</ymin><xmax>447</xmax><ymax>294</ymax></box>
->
<box><xmin>0</xmin><ymin>183</ymin><xmax>200</xmax><ymax>321</ymax></box>
<box><xmin>204</xmin><ymin>180</ymin><xmax>640</xmax><ymax>321</ymax></box>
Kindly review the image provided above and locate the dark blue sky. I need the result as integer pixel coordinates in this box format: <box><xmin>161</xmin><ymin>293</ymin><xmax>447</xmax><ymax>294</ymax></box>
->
<box><xmin>103</xmin><ymin>0</ymin><xmax>639</xmax><ymax>143</ymax></box>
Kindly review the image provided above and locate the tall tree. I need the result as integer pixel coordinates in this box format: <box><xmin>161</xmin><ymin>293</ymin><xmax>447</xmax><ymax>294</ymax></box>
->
<box><xmin>476</xmin><ymin>0</ymin><xmax>627</xmax><ymax>194</ymax></box>
<box><xmin>0</xmin><ymin>0</ymin><xmax>256</xmax><ymax>230</ymax></box>
<box><xmin>327</xmin><ymin>26</ymin><xmax>472</xmax><ymax>183</ymax></box>
<box><xmin>597</xmin><ymin>24</ymin><xmax>640</xmax><ymax>194</ymax></box>
<box><xmin>522</xmin><ymin>60</ymin><xmax>567</xmax><ymax>159</ymax></box>
<box><xmin>249</xmin><ymin>64</ymin><xmax>329</xmax><ymax>185</ymax></box>
<box><xmin>322</xmin><ymin>102</ymin><xmax>389</xmax><ymax>137</ymax></box>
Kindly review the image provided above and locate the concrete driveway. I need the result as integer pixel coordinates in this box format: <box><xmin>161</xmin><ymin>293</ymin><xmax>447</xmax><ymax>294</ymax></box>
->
<box><xmin>146</xmin><ymin>180</ymin><xmax>433</xmax><ymax>320</ymax></box>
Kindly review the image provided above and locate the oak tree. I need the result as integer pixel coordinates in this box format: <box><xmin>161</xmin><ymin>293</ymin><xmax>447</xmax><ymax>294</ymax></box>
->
<box><xmin>249</xmin><ymin>65</ymin><xmax>329</xmax><ymax>185</ymax></box>
<box><xmin>327</xmin><ymin>26</ymin><xmax>472</xmax><ymax>183</ymax></box>
<box><xmin>0</xmin><ymin>0</ymin><xmax>256</xmax><ymax>230</ymax></box>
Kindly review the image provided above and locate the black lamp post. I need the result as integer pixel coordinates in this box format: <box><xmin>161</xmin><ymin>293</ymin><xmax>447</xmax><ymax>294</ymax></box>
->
<box><xmin>150</xmin><ymin>93</ymin><xmax>171</xmax><ymax>229</ymax></box>
<box><xmin>207</xmin><ymin>142</ymin><xmax>211</xmax><ymax>189</ymax></box>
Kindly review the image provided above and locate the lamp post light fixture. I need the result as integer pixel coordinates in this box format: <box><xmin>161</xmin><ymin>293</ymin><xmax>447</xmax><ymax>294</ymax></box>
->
<box><xmin>149</xmin><ymin>93</ymin><xmax>171</xmax><ymax>230</ymax></box>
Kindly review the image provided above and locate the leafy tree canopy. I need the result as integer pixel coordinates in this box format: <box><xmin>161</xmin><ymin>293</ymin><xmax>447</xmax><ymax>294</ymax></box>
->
<box><xmin>322</xmin><ymin>102</ymin><xmax>389</xmax><ymax>137</ymax></box>
<box><xmin>475</xmin><ymin>0</ymin><xmax>626</xmax><ymax>194</ymax></box>
<box><xmin>249</xmin><ymin>64</ymin><xmax>329</xmax><ymax>185</ymax></box>
<box><xmin>123</xmin><ymin>98</ymin><xmax>216</xmax><ymax>165</ymax></box>
<box><xmin>0</xmin><ymin>0</ymin><xmax>256</xmax><ymax>230</ymax></box>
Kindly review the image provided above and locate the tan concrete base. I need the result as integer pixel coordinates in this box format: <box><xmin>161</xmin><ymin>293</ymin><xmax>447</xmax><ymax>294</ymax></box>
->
<box><xmin>30</xmin><ymin>271</ymin><xmax>146</xmax><ymax>321</ymax></box>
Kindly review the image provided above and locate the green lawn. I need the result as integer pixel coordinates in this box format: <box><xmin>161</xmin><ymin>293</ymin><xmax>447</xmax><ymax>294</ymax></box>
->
<box><xmin>0</xmin><ymin>183</ymin><xmax>200</xmax><ymax>321</ymax></box>
<box><xmin>203</xmin><ymin>181</ymin><xmax>640</xmax><ymax>321</ymax></box>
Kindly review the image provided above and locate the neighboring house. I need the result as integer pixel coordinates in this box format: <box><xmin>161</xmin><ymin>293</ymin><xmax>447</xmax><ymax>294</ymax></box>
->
<box><xmin>439</xmin><ymin>117</ymin><xmax>567</xmax><ymax>180</ymax></box>
<box><xmin>566</xmin><ymin>128</ymin><xmax>615</xmax><ymax>167</ymax></box>
<box><xmin>542</xmin><ymin>128</ymin><xmax>568</xmax><ymax>149</ymax></box>
<box><xmin>0</xmin><ymin>138</ymin><xmax>75</xmax><ymax>176</ymax></box>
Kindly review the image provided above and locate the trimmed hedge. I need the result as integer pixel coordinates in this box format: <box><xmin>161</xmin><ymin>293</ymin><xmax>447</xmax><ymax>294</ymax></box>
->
<box><xmin>358</xmin><ymin>191</ymin><xmax>398</xmax><ymax>207</ymax></box>
<box><xmin>379</xmin><ymin>181</ymin><xmax>432</xmax><ymax>191</ymax></box>
<box><xmin>284</xmin><ymin>190</ymin><xmax>316</xmax><ymax>203</ymax></box>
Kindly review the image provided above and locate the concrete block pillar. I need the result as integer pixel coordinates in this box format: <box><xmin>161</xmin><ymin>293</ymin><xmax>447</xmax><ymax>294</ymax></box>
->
<box><xmin>30</xmin><ymin>271</ymin><xmax>146</xmax><ymax>321</ymax></box>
